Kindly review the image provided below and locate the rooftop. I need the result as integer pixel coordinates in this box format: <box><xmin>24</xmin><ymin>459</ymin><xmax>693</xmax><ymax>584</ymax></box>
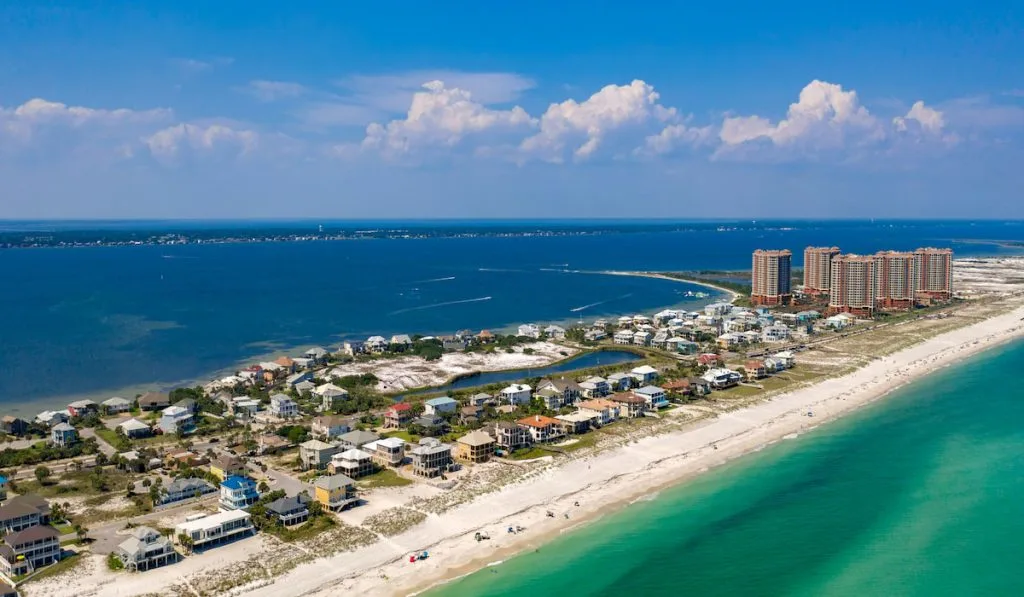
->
<box><xmin>314</xmin><ymin>474</ymin><xmax>355</xmax><ymax>490</ymax></box>
<box><xmin>176</xmin><ymin>509</ymin><xmax>250</xmax><ymax>533</ymax></box>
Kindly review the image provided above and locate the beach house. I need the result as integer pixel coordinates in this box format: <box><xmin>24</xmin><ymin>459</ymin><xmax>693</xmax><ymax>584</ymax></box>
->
<box><xmin>613</xmin><ymin>330</ymin><xmax>634</xmax><ymax>345</ymax></box>
<box><xmin>265</xmin><ymin>494</ymin><xmax>310</xmax><ymax>527</ymax></box>
<box><xmin>460</xmin><ymin>405</ymin><xmax>484</xmax><ymax>425</ymax></box>
<box><xmin>744</xmin><ymin>359</ymin><xmax>768</xmax><ymax>380</ymax></box>
<box><xmin>517</xmin><ymin>415</ymin><xmax>564</xmax><ymax>443</ymax></box>
<box><xmin>160</xmin><ymin>477</ymin><xmax>216</xmax><ymax>505</ymax></box>
<box><xmin>494</xmin><ymin>421</ymin><xmax>530</xmax><ymax>450</ymax></box>
<box><xmin>544</xmin><ymin>325</ymin><xmax>567</xmax><ymax>340</ymax></box>
<box><xmin>536</xmin><ymin>378</ymin><xmax>582</xmax><ymax>405</ymax></box>
<box><xmin>338</xmin><ymin>429</ymin><xmax>380</xmax><ymax>450</ymax></box>
<box><xmin>384</xmin><ymin>403</ymin><xmax>414</xmax><ymax>428</ymax></box>
<box><xmin>368</xmin><ymin>437</ymin><xmax>406</xmax><ymax>467</ymax></box>
<box><xmin>0</xmin><ymin>525</ymin><xmax>60</xmax><ymax>577</ymax></box>
<box><xmin>584</xmin><ymin>329</ymin><xmax>607</xmax><ymax>342</ymax></box>
<box><xmin>772</xmin><ymin>351</ymin><xmax>796</xmax><ymax>368</ymax></box>
<box><xmin>0</xmin><ymin>416</ymin><xmax>28</xmax><ymax>436</ymax></box>
<box><xmin>455</xmin><ymin>430</ymin><xmax>496</xmax><ymax>463</ymax></box>
<box><xmin>66</xmin><ymin>399</ymin><xmax>98</xmax><ymax>418</ymax></box>
<box><xmin>410</xmin><ymin>438</ymin><xmax>454</xmax><ymax>477</ymax></box>
<box><xmin>632</xmin><ymin>330</ymin><xmax>652</xmax><ymax>346</ymax></box>
<box><xmin>158</xmin><ymin>405</ymin><xmax>194</xmax><ymax>435</ymax></box>
<box><xmin>114</xmin><ymin>526</ymin><xmax>177</xmax><ymax>572</ymax></box>
<box><xmin>555</xmin><ymin>412</ymin><xmax>592</xmax><ymax>435</ymax></box>
<box><xmin>137</xmin><ymin>392</ymin><xmax>170</xmax><ymax>411</ymax></box>
<box><xmin>285</xmin><ymin>371</ymin><xmax>313</xmax><ymax>390</ymax></box>
<box><xmin>703</xmin><ymin>368</ymin><xmax>742</xmax><ymax>389</ymax></box>
<box><xmin>329</xmin><ymin>448</ymin><xmax>375</xmax><ymax>478</ymax></box>
<box><xmin>608</xmin><ymin>393</ymin><xmax>647</xmax><ymax>418</ymax></box>
<box><xmin>101</xmin><ymin>396</ymin><xmax>132</xmax><ymax>415</ymax></box>
<box><xmin>606</xmin><ymin>372</ymin><xmax>633</xmax><ymax>392</ymax></box>
<box><xmin>174</xmin><ymin>510</ymin><xmax>254</xmax><ymax>551</ymax></box>
<box><xmin>500</xmin><ymin>384</ymin><xmax>533</xmax><ymax>406</ymax></box>
<box><xmin>299</xmin><ymin>439</ymin><xmax>341</xmax><ymax>470</ymax></box>
<box><xmin>313</xmin><ymin>383</ymin><xmax>348</xmax><ymax>409</ymax></box>
<box><xmin>633</xmin><ymin>386</ymin><xmax>668</xmax><ymax>409</ymax></box>
<box><xmin>698</xmin><ymin>353</ymin><xmax>723</xmax><ymax>367</ymax></box>
<box><xmin>313</xmin><ymin>474</ymin><xmax>358</xmax><ymax>511</ymax></box>
<box><xmin>366</xmin><ymin>336</ymin><xmax>388</xmax><ymax>353</ymax></box>
<box><xmin>312</xmin><ymin>415</ymin><xmax>351</xmax><ymax>440</ymax></box>
<box><xmin>424</xmin><ymin>396</ymin><xmax>458</xmax><ymax>416</ymax></box>
<box><xmin>630</xmin><ymin>365</ymin><xmax>659</xmax><ymax>385</ymax></box>
<box><xmin>468</xmin><ymin>392</ymin><xmax>493</xmax><ymax>407</ymax></box>
<box><xmin>219</xmin><ymin>476</ymin><xmax>259</xmax><ymax>511</ymax></box>
<box><xmin>579</xmin><ymin>376</ymin><xmax>610</xmax><ymax>398</ymax></box>
<box><xmin>209</xmin><ymin>454</ymin><xmax>246</xmax><ymax>481</ymax></box>
<box><xmin>50</xmin><ymin>422</ymin><xmax>78</xmax><ymax>447</ymax></box>
<box><xmin>517</xmin><ymin>323</ymin><xmax>541</xmax><ymax>339</ymax></box>
<box><xmin>576</xmin><ymin>399</ymin><xmax>620</xmax><ymax>425</ymax></box>
<box><xmin>0</xmin><ymin>495</ymin><xmax>50</xmax><ymax>533</ymax></box>
<box><xmin>35</xmin><ymin>410</ymin><xmax>68</xmax><ymax>428</ymax></box>
<box><xmin>535</xmin><ymin>387</ymin><xmax>563</xmax><ymax>410</ymax></box>
<box><xmin>341</xmin><ymin>340</ymin><xmax>366</xmax><ymax>356</ymax></box>
<box><xmin>265</xmin><ymin>395</ymin><xmax>295</xmax><ymax>419</ymax></box>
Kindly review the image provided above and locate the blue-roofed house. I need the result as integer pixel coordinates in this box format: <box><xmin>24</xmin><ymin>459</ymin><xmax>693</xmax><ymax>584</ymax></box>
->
<box><xmin>423</xmin><ymin>397</ymin><xmax>458</xmax><ymax>416</ymax></box>
<box><xmin>0</xmin><ymin>475</ymin><xmax>7</xmax><ymax>501</ymax></box>
<box><xmin>219</xmin><ymin>476</ymin><xmax>259</xmax><ymax>511</ymax></box>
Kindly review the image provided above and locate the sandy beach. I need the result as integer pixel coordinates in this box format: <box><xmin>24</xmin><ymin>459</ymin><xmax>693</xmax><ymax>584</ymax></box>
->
<box><xmin>262</xmin><ymin>302</ymin><xmax>1024</xmax><ymax>597</ymax></box>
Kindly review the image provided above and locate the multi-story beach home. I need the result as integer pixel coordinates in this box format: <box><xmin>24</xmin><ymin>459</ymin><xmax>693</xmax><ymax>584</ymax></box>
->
<box><xmin>384</xmin><ymin>403</ymin><xmax>414</xmax><ymax>428</ymax></box>
<box><xmin>410</xmin><ymin>438</ymin><xmax>454</xmax><ymax>478</ymax></box>
<box><xmin>299</xmin><ymin>439</ymin><xmax>341</xmax><ymax>471</ymax></box>
<box><xmin>174</xmin><ymin>510</ymin><xmax>254</xmax><ymax>551</ymax></box>
<box><xmin>304</xmin><ymin>346</ymin><xmax>329</xmax><ymax>363</ymax></box>
<box><xmin>101</xmin><ymin>396</ymin><xmax>132</xmax><ymax>415</ymax></box>
<box><xmin>329</xmin><ymin>448</ymin><xmax>374</xmax><ymax>478</ymax></box>
<box><xmin>608</xmin><ymin>393</ymin><xmax>648</xmax><ymax>418</ymax></box>
<box><xmin>366</xmin><ymin>336</ymin><xmax>388</xmax><ymax>353</ymax></box>
<box><xmin>367</xmin><ymin>437</ymin><xmax>406</xmax><ymax>467</ymax></box>
<box><xmin>494</xmin><ymin>421</ymin><xmax>530</xmax><ymax>450</ymax></box>
<box><xmin>160</xmin><ymin>477</ymin><xmax>216</xmax><ymax>505</ymax></box>
<box><xmin>341</xmin><ymin>340</ymin><xmax>366</xmax><ymax>356</ymax></box>
<box><xmin>424</xmin><ymin>396</ymin><xmax>458</xmax><ymax>416</ymax></box>
<box><xmin>389</xmin><ymin>334</ymin><xmax>413</xmax><ymax>349</ymax></box>
<box><xmin>633</xmin><ymin>386</ymin><xmax>668</xmax><ymax>409</ymax></box>
<box><xmin>579</xmin><ymin>376</ymin><xmax>610</xmax><ymax>398</ymax></box>
<box><xmin>219</xmin><ymin>476</ymin><xmax>259</xmax><ymax>511</ymax></box>
<box><xmin>536</xmin><ymin>378</ymin><xmax>582</xmax><ymax>406</ymax></box>
<box><xmin>535</xmin><ymin>387</ymin><xmax>564</xmax><ymax>410</ymax></box>
<box><xmin>209</xmin><ymin>454</ymin><xmax>246</xmax><ymax>481</ymax></box>
<box><xmin>613</xmin><ymin>330</ymin><xmax>634</xmax><ymax>345</ymax></box>
<box><xmin>114</xmin><ymin>526</ymin><xmax>177</xmax><ymax>572</ymax></box>
<box><xmin>651</xmin><ymin>331</ymin><xmax>669</xmax><ymax>349</ymax></box>
<box><xmin>772</xmin><ymin>351</ymin><xmax>796</xmax><ymax>368</ymax></box>
<box><xmin>544</xmin><ymin>325</ymin><xmax>567</xmax><ymax>340</ymax></box>
<box><xmin>0</xmin><ymin>495</ymin><xmax>50</xmax><ymax>533</ymax></box>
<box><xmin>555</xmin><ymin>412</ymin><xmax>593</xmax><ymax>435</ymax></box>
<box><xmin>312</xmin><ymin>415</ymin><xmax>351</xmax><ymax>440</ymax></box>
<box><xmin>313</xmin><ymin>474</ymin><xmax>358</xmax><ymax>512</ymax></box>
<box><xmin>500</xmin><ymin>384</ymin><xmax>533</xmax><ymax>406</ymax></box>
<box><xmin>702</xmin><ymin>368</ymin><xmax>742</xmax><ymax>389</ymax></box>
<box><xmin>338</xmin><ymin>430</ymin><xmax>380</xmax><ymax>450</ymax></box>
<box><xmin>0</xmin><ymin>416</ymin><xmax>28</xmax><ymax>436</ymax></box>
<box><xmin>631</xmin><ymin>365</ymin><xmax>659</xmax><ymax>385</ymax></box>
<box><xmin>517</xmin><ymin>323</ymin><xmax>541</xmax><ymax>339</ymax></box>
<box><xmin>158</xmin><ymin>406</ymin><xmax>194</xmax><ymax>435</ymax></box>
<box><xmin>632</xmin><ymin>330</ymin><xmax>652</xmax><ymax>346</ymax></box>
<box><xmin>517</xmin><ymin>415</ymin><xmax>564</xmax><ymax>443</ymax></box>
<box><xmin>455</xmin><ymin>430</ymin><xmax>496</xmax><ymax>463</ymax></box>
<box><xmin>606</xmin><ymin>372</ymin><xmax>633</xmax><ymax>392</ymax></box>
<box><xmin>285</xmin><ymin>371</ymin><xmax>313</xmax><ymax>389</ymax></box>
<box><xmin>468</xmin><ymin>392</ymin><xmax>493</xmax><ymax>407</ymax></box>
<box><xmin>265</xmin><ymin>494</ymin><xmax>310</xmax><ymax>527</ymax></box>
<box><xmin>745</xmin><ymin>359</ymin><xmax>768</xmax><ymax>380</ymax></box>
<box><xmin>66</xmin><ymin>399</ymin><xmax>98</xmax><ymax>418</ymax></box>
<box><xmin>584</xmin><ymin>329</ymin><xmax>607</xmax><ymax>342</ymax></box>
<box><xmin>137</xmin><ymin>392</ymin><xmax>171</xmax><ymax>411</ymax></box>
<box><xmin>50</xmin><ymin>422</ymin><xmax>78</xmax><ymax>448</ymax></box>
<box><xmin>269</xmin><ymin>394</ymin><xmax>299</xmax><ymax>419</ymax></box>
<box><xmin>576</xmin><ymin>399</ymin><xmax>620</xmax><ymax>426</ymax></box>
<box><xmin>0</xmin><ymin>525</ymin><xmax>60</xmax><ymax>576</ymax></box>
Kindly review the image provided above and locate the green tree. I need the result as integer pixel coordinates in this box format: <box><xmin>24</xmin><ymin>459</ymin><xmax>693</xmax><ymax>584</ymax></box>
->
<box><xmin>34</xmin><ymin>465</ymin><xmax>52</xmax><ymax>485</ymax></box>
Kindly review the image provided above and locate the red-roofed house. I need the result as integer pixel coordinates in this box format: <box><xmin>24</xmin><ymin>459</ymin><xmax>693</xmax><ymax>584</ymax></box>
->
<box><xmin>698</xmin><ymin>353</ymin><xmax>723</xmax><ymax>367</ymax></box>
<box><xmin>384</xmin><ymin>403</ymin><xmax>414</xmax><ymax>429</ymax></box>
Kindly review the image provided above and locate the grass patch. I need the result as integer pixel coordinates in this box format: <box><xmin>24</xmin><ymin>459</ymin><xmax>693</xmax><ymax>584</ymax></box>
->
<box><xmin>84</xmin><ymin>493</ymin><xmax>116</xmax><ymax>507</ymax></box>
<box><xmin>357</xmin><ymin>468</ymin><xmax>413</xmax><ymax>489</ymax></box>
<box><xmin>559</xmin><ymin>433</ymin><xmax>599</xmax><ymax>452</ymax></box>
<box><xmin>382</xmin><ymin>430</ymin><xmax>418</xmax><ymax>442</ymax></box>
<box><xmin>507</xmin><ymin>446</ymin><xmax>549</xmax><ymax>460</ymax></box>
<box><xmin>24</xmin><ymin>551</ymin><xmax>83</xmax><ymax>584</ymax></box>
<box><xmin>53</xmin><ymin>522</ymin><xmax>75</xmax><ymax>535</ymax></box>
<box><xmin>265</xmin><ymin>514</ymin><xmax>336</xmax><ymax>542</ymax></box>
<box><xmin>94</xmin><ymin>427</ymin><xmax>125</xmax><ymax>448</ymax></box>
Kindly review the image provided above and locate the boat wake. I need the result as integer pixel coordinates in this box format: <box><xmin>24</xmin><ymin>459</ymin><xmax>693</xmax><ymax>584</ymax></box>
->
<box><xmin>569</xmin><ymin>293</ymin><xmax>633</xmax><ymax>312</ymax></box>
<box><xmin>389</xmin><ymin>296</ymin><xmax>492</xmax><ymax>315</ymax></box>
<box><xmin>411</xmin><ymin>276</ymin><xmax>456</xmax><ymax>283</ymax></box>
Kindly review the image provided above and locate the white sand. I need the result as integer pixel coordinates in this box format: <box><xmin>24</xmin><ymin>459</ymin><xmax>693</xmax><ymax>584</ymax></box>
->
<box><xmin>327</xmin><ymin>342</ymin><xmax>578</xmax><ymax>392</ymax></box>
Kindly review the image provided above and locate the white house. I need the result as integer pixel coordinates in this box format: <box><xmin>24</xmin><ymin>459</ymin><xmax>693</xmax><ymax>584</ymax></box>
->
<box><xmin>630</xmin><ymin>365</ymin><xmax>659</xmax><ymax>385</ymax></box>
<box><xmin>517</xmin><ymin>323</ymin><xmax>541</xmax><ymax>339</ymax></box>
<box><xmin>632</xmin><ymin>330</ymin><xmax>652</xmax><ymax>346</ymax></box>
<box><xmin>761</xmin><ymin>323</ymin><xmax>791</xmax><ymax>343</ymax></box>
<box><xmin>424</xmin><ymin>397</ymin><xmax>458</xmax><ymax>415</ymax></box>
<box><xmin>584</xmin><ymin>329</ymin><xmax>607</xmax><ymax>342</ymax></box>
<box><xmin>313</xmin><ymin>383</ymin><xmax>349</xmax><ymax>411</ymax></box>
<box><xmin>269</xmin><ymin>394</ymin><xmax>299</xmax><ymax>419</ymax></box>
<box><xmin>702</xmin><ymin>368</ymin><xmax>742</xmax><ymax>389</ymax></box>
<box><xmin>772</xmin><ymin>351</ymin><xmax>796</xmax><ymax>368</ymax></box>
<box><xmin>366</xmin><ymin>336</ymin><xmax>388</xmax><ymax>353</ymax></box>
<box><xmin>101</xmin><ymin>396</ymin><xmax>132</xmax><ymax>414</ymax></box>
<box><xmin>651</xmin><ymin>331</ymin><xmax>669</xmax><ymax>349</ymax></box>
<box><xmin>174</xmin><ymin>510</ymin><xmax>253</xmax><ymax>551</ymax></box>
<box><xmin>613</xmin><ymin>330</ymin><xmax>634</xmax><ymax>345</ymax></box>
<box><xmin>544</xmin><ymin>325</ymin><xmax>567</xmax><ymax>340</ymax></box>
<box><xmin>499</xmin><ymin>384</ymin><xmax>533</xmax><ymax>406</ymax></box>
<box><xmin>606</xmin><ymin>372</ymin><xmax>633</xmax><ymax>391</ymax></box>
<box><xmin>633</xmin><ymin>386</ymin><xmax>668</xmax><ymax>409</ymax></box>
<box><xmin>705</xmin><ymin>302</ymin><xmax>733</xmax><ymax>316</ymax></box>
<box><xmin>580</xmin><ymin>376</ymin><xmax>610</xmax><ymax>398</ymax></box>
<box><xmin>158</xmin><ymin>406</ymin><xmax>194</xmax><ymax>435</ymax></box>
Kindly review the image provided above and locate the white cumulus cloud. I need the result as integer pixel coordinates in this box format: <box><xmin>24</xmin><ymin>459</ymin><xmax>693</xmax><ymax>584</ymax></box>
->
<box><xmin>144</xmin><ymin>123</ymin><xmax>259</xmax><ymax>161</ymax></box>
<box><xmin>719</xmin><ymin>80</ymin><xmax>882</xmax><ymax>150</ymax></box>
<box><xmin>361</xmin><ymin>80</ymin><xmax>535</xmax><ymax>157</ymax></box>
<box><xmin>640</xmin><ymin>123</ymin><xmax>716</xmax><ymax>155</ymax></box>
<box><xmin>520</xmin><ymin>80</ymin><xmax>677</xmax><ymax>162</ymax></box>
<box><xmin>1</xmin><ymin>98</ymin><xmax>171</xmax><ymax>141</ymax></box>
<box><xmin>893</xmin><ymin>100</ymin><xmax>945</xmax><ymax>133</ymax></box>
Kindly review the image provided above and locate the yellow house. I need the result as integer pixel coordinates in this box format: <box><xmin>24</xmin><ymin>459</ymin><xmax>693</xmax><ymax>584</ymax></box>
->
<box><xmin>454</xmin><ymin>430</ymin><xmax>495</xmax><ymax>464</ymax></box>
<box><xmin>313</xmin><ymin>474</ymin><xmax>357</xmax><ymax>512</ymax></box>
<box><xmin>209</xmin><ymin>454</ymin><xmax>245</xmax><ymax>481</ymax></box>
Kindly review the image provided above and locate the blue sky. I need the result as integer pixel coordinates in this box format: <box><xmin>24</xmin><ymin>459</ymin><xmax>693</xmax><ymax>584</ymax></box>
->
<box><xmin>1</xmin><ymin>1</ymin><xmax>1022</xmax><ymax>218</ymax></box>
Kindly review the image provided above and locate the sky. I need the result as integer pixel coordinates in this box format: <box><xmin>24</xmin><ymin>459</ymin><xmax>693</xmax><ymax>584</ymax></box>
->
<box><xmin>1</xmin><ymin>1</ymin><xmax>1023</xmax><ymax>219</ymax></box>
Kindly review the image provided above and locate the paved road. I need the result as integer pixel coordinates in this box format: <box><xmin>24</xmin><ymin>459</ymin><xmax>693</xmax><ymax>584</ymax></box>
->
<box><xmin>79</xmin><ymin>427</ymin><xmax>118</xmax><ymax>457</ymax></box>
<box><xmin>254</xmin><ymin>461</ymin><xmax>309</xmax><ymax>497</ymax></box>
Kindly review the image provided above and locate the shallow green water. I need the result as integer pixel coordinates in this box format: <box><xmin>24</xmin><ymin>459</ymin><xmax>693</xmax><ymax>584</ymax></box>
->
<box><xmin>434</xmin><ymin>340</ymin><xmax>1024</xmax><ymax>597</ymax></box>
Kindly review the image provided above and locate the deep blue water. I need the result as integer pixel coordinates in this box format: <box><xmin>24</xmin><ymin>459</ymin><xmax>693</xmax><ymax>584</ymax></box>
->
<box><xmin>406</xmin><ymin>349</ymin><xmax>642</xmax><ymax>396</ymax></box>
<box><xmin>1</xmin><ymin>220</ymin><xmax>1021</xmax><ymax>413</ymax></box>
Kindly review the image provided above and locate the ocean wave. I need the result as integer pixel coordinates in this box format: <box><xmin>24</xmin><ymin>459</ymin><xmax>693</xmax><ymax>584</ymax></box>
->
<box><xmin>389</xmin><ymin>296</ymin><xmax>493</xmax><ymax>315</ymax></box>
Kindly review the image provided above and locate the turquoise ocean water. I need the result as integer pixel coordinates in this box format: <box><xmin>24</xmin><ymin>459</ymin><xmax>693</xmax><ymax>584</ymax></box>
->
<box><xmin>434</xmin><ymin>339</ymin><xmax>1024</xmax><ymax>597</ymax></box>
